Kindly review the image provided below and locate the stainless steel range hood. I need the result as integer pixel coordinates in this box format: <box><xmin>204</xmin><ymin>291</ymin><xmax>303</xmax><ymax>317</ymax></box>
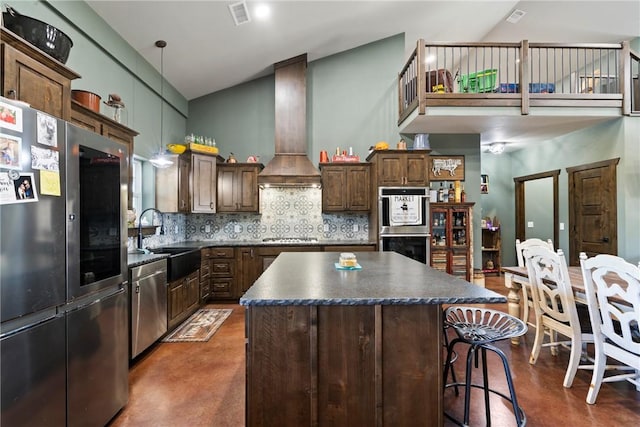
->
<box><xmin>258</xmin><ymin>54</ymin><xmax>321</xmax><ymax>187</ymax></box>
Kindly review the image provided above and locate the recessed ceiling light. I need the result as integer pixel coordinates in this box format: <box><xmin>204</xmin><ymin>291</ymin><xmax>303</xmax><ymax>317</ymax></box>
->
<box><xmin>506</xmin><ymin>9</ymin><xmax>526</xmax><ymax>24</ymax></box>
<box><xmin>254</xmin><ymin>4</ymin><xmax>271</xmax><ymax>20</ymax></box>
<box><xmin>489</xmin><ymin>143</ymin><xmax>506</xmax><ymax>154</ymax></box>
<box><xmin>425</xmin><ymin>54</ymin><xmax>436</xmax><ymax>65</ymax></box>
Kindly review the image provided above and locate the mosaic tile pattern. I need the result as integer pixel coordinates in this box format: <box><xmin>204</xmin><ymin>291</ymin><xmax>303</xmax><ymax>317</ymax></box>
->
<box><xmin>134</xmin><ymin>187</ymin><xmax>369</xmax><ymax>249</ymax></box>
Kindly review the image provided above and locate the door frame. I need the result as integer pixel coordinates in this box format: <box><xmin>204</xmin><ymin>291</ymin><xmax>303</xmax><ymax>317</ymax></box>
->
<box><xmin>514</xmin><ymin>169</ymin><xmax>560</xmax><ymax>247</ymax></box>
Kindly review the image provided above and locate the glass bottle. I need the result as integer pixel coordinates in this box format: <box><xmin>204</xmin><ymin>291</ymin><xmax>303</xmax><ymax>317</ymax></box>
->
<box><xmin>448</xmin><ymin>183</ymin><xmax>455</xmax><ymax>203</ymax></box>
<box><xmin>460</xmin><ymin>185</ymin><xmax>466</xmax><ymax>203</ymax></box>
<box><xmin>438</xmin><ymin>183</ymin><xmax>444</xmax><ymax>203</ymax></box>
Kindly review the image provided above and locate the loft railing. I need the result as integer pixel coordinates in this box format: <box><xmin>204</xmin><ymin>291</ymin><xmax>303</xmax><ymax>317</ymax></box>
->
<box><xmin>398</xmin><ymin>39</ymin><xmax>639</xmax><ymax>124</ymax></box>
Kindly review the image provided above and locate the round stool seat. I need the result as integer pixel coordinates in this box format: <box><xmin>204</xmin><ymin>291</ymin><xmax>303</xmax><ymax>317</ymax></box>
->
<box><xmin>445</xmin><ymin>306</ymin><xmax>528</xmax><ymax>344</ymax></box>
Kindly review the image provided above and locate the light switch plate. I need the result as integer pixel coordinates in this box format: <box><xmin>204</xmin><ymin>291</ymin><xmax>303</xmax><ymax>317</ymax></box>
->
<box><xmin>527</xmin><ymin>221</ymin><xmax>534</xmax><ymax>228</ymax></box>
<box><xmin>559</xmin><ymin>222</ymin><xmax>565</xmax><ymax>230</ymax></box>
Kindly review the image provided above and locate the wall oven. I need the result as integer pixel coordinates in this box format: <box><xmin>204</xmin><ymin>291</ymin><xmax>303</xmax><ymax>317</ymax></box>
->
<box><xmin>378</xmin><ymin>187</ymin><xmax>430</xmax><ymax>264</ymax></box>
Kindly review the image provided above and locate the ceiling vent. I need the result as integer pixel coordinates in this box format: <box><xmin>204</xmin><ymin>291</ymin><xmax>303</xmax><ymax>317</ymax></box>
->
<box><xmin>229</xmin><ymin>1</ymin><xmax>251</xmax><ymax>26</ymax></box>
<box><xmin>506</xmin><ymin>9</ymin><xmax>526</xmax><ymax>24</ymax></box>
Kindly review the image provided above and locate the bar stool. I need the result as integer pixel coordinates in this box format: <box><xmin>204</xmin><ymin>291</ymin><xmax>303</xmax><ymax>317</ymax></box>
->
<box><xmin>443</xmin><ymin>306</ymin><xmax>528</xmax><ymax>426</ymax></box>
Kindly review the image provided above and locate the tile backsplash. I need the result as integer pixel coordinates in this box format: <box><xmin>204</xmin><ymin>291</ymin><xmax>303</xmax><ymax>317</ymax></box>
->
<box><xmin>136</xmin><ymin>187</ymin><xmax>370</xmax><ymax>249</ymax></box>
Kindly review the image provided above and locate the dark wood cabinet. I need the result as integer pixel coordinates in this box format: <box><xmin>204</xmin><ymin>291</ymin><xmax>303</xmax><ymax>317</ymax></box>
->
<box><xmin>192</xmin><ymin>154</ymin><xmax>219</xmax><ymax>212</ymax></box>
<box><xmin>217</xmin><ymin>163</ymin><xmax>263</xmax><ymax>213</ymax></box>
<box><xmin>481</xmin><ymin>227</ymin><xmax>501</xmax><ymax>276</ymax></box>
<box><xmin>167</xmin><ymin>270</ymin><xmax>200</xmax><ymax>330</ymax></box>
<box><xmin>238</xmin><ymin>247</ymin><xmax>262</xmax><ymax>296</ymax></box>
<box><xmin>209</xmin><ymin>247</ymin><xmax>236</xmax><ymax>300</ymax></box>
<box><xmin>156</xmin><ymin>153</ymin><xmax>222</xmax><ymax>213</ymax></box>
<box><xmin>320</xmin><ymin>163</ymin><xmax>371</xmax><ymax>212</ymax></box>
<box><xmin>366</xmin><ymin>150</ymin><xmax>430</xmax><ymax>187</ymax></box>
<box><xmin>200</xmin><ymin>248</ymin><xmax>212</xmax><ymax>302</ymax></box>
<box><xmin>430</xmin><ymin>202</ymin><xmax>474</xmax><ymax>281</ymax></box>
<box><xmin>1</xmin><ymin>28</ymin><xmax>80</xmax><ymax>120</ymax></box>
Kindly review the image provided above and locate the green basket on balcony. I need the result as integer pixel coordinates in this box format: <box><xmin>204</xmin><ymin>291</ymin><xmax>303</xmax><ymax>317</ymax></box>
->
<box><xmin>458</xmin><ymin>69</ymin><xmax>498</xmax><ymax>93</ymax></box>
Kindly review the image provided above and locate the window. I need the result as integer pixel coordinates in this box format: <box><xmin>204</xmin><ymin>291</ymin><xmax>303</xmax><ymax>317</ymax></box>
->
<box><xmin>131</xmin><ymin>156</ymin><xmax>143</xmax><ymax>217</ymax></box>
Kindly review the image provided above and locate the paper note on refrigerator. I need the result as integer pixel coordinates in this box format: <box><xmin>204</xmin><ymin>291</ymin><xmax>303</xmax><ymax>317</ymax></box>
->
<box><xmin>40</xmin><ymin>170</ymin><xmax>61</xmax><ymax>196</ymax></box>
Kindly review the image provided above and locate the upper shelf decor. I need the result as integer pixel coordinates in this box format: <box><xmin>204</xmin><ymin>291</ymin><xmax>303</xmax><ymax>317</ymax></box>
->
<box><xmin>429</xmin><ymin>155</ymin><xmax>465</xmax><ymax>181</ymax></box>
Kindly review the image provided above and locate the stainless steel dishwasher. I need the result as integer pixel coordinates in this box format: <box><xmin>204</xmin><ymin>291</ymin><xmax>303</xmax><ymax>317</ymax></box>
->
<box><xmin>129</xmin><ymin>259</ymin><xmax>168</xmax><ymax>359</ymax></box>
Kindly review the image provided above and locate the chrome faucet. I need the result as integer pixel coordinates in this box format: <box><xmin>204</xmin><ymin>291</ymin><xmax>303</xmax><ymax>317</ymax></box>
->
<box><xmin>137</xmin><ymin>208</ymin><xmax>164</xmax><ymax>249</ymax></box>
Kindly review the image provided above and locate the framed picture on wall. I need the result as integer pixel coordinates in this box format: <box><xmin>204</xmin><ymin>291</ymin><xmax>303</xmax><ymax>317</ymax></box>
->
<box><xmin>428</xmin><ymin>155</ymin><xmax>465</xmax><ymax>181</ymax></box>
<box><xmin>481</xmin><ymin>174</ymin><xmax>489</xmax><ymax>194</ymax></box>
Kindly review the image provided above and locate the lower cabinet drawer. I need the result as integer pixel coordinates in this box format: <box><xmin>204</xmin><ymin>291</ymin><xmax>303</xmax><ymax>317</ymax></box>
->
<box><xmin>211</xmin><ymin>278</ymin><xmax>234</xmax><ymax>299</ymax></box>
<box><xmin>212</xmin><ymin>259</ymin><xmax>235</xmax><ymax>276</ymax></box>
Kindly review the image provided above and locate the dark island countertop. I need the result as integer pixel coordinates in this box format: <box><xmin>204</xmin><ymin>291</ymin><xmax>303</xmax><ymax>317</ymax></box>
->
<box><xmin>240</xmin><ymin>251</ymin><xmax>506</xmax><ymax>306</ymax></box>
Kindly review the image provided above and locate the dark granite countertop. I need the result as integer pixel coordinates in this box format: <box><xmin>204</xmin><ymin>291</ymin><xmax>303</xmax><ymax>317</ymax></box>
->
<box><xmin>240</xmin><ymin>252</ymin><xmax>506</xmax><ymax>306</ymax></box>
<box><xmin>127</xmin><ymin>240</ymin><xmax>375</xmax><ymax>268</ymax></box>
<box><xmin>127</xmin><ymin>252</ymin><xmax>169</xmax><ymax>268</ymax></box>
<box><xmin>146</xmin><ymin>240</ymin><xmax>376</xmax><ymax>250</ymax></box>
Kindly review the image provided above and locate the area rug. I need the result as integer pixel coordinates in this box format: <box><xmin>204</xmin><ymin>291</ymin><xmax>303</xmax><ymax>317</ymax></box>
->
<box><xmin>163</xmin><ymin>308</ymin><xmax>233</xmax><ymax>343</ymax></box>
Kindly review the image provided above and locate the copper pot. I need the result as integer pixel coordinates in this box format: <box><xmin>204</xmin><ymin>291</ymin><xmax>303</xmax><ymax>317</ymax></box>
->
<box><xmin>72</xmin><ymin>90</ymin><xmax>101</xmax><ymax>113</ymax></box>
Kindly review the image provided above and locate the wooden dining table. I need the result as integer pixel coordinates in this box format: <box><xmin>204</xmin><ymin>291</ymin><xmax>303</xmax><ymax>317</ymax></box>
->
<box><xmin>502</xmin><ymin>265</ymin><xmax>589</xmax><ymax>345</ymax></box>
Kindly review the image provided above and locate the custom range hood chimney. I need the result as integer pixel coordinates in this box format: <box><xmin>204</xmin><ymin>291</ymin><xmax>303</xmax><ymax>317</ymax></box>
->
<box><xmin>258</xmin><ymin>54</ymin><xmax>321</xmax><ymax>187</ymax></box>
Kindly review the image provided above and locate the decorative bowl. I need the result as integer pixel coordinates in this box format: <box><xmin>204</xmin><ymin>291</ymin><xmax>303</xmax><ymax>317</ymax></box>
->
<box><xmin>167</xmin><ymin>144</ymin><xmax>186</xmax><ymax>154</ymax></box>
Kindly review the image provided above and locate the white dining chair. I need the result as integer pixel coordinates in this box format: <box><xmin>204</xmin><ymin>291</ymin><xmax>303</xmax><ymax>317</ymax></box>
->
<box><xmin>515</xmin><ymin>238</ymin><xmax>554</xmax><ymax>331</ymax></box>
<box><xmin>523</xmin><ymin>246</ymin><xmax>593</xmax><ymax>388</ymax></box>
<box><xmin>579</xmin><ymin>252</ymin><xmax>640</xmax><ymax>404</ymax></box>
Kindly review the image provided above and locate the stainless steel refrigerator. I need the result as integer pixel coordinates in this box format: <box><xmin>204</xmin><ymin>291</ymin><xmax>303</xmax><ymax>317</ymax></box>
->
<box><xmin>1</xmin><ymin>98</ymin><xmax>129</xmax><ymax>426</ymax></box>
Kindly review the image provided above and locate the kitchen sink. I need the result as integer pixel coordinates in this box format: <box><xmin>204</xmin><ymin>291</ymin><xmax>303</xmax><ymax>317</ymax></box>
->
<box><xmin>149</xmin><ymin>248</ymin><xmax>201</xmax><ymax>282</ymax></box>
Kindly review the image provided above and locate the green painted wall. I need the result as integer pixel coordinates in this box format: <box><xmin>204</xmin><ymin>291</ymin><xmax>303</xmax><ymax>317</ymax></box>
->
<box><xmin>14</xmin><ymin>1</ymin><xmax>188</xmax><ymax>160</ymax></box>
<box><xmin>11</xmin><ymin>2</ymin><xmax>638</xmax><ymax>264</ymax></box>
<box><xmin>187</xmin><ymin>34</ymin><xmax>404</xmax><ymax>164</ymax></box>
<box><xmin>484</xmin><ymin>116</ymin><xmax>640</xmax><ymax>265</ymax></box>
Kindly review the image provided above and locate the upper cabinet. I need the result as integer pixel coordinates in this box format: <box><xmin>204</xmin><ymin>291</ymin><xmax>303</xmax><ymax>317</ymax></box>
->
<box><xmin>217</xmin><ymin>163</ymin><xmax>263</xmax><ymax>213</ymax></box>
<box><xmin>366</xmin><ymin>150</ymin><xmax>430</xmax><ymax>187</ymax></box>
<box><xmin>320</xmin><ymin>163</ymin><xmax>371</xmax><ymax>212</ymax></box>
<box><xmin>1</xmin><ymin>28</ymin><xmax>80</xmax><ymax>120</ymax></box>
<box><xmin>156</xmin><ymin>153</ymin><xmax>223</xmax><ymax>213</ymax></box>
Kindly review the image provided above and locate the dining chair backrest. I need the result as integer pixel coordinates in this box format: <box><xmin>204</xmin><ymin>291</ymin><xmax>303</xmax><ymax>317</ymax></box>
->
<box><xmin>579</xmin><ymin>253</ymin><xmax>640</xmax><ymax>357</ymax></box>
<box><xmin>516</xmin><ymin>238</ymin><xmax>554</xmax><ymax>268</ymax></box>
<box><xmin>522</xmin><ymin>246</ymin><xmax>579</xmax><ymax>326</ymax></box>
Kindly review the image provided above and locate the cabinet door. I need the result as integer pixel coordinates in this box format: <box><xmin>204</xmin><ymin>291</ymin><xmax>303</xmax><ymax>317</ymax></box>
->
<box><xmin>185</xmin><ymin>272</ymin><xmax>200</xmax><ymax>312</ymax></box>
<box><xmin>236</xmin><ymin>166</ymin><xmax>259</xmax><ymax>211</ymax></box>
<box><xmin>168</xmin><ymin>279</ymin><xmax>185</xmax><ymax>326</ymax></box>
<box><xmin>239</xmin><ymin>247</ymin><xmax>262</xmax><ymax>296</ymax></box>
<box><xmin>376</xmin><ymin>154</ymin><xmax>405</xmax><ymax>186</ymax></box>
<box><xmin>322</xmin><ymin>166</ymin><xmax>347</xmax><ymax>211</ymax></box>
<box><xmin>70</xmin><ymin>106</ymin><xmax>102</xmax><ymax>133</ymax></box>
<box><xmin>2</xmin><ymin>43</ymin><xmax>72</xmax><ymax>120</ymax></box>
<box><xmin>405</xmin><ymin>154</ymin><xmax>428</xmax><ymax>186</ymax></box>
<box><xmin>192</xmin><ymin>154</ymin><xmax>217</xmax><ymax>213</ymax></box>
<box><xmin>177</xmin><ymin>156</ymin><xmax>191</xmax><ymax>212</ymax></box>
<box><xmin>216</xmin><ymin>166</ymin><xmax>236</xmax><ymax>212</ymax></box>
<box><xmin>346</xmin><ymin>166</ymin><xmax>370</xmax><ymax>210</ymax></box>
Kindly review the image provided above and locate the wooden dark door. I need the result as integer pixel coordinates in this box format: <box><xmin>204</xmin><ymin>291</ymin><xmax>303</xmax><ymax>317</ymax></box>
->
<box><xmin>567</xmin><ymin>158</ymin><xmax>619</xmax><ymax>265</ymax></box>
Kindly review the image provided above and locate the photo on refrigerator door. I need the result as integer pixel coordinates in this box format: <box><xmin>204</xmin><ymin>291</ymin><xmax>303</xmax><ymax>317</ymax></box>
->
<box><xmin>0</xmin><ymin>100</ymin><xmax>23</xmax><ymax>132</ymax></box>
<box><xmin>0</xmin><ymin>172</ymin><xmax>38</xmax><ymax>204</ymax></box>
<box><xmin>0</xmin><ymin>133</ymin><xmax>21</xmax><ymax>170</ymax></box>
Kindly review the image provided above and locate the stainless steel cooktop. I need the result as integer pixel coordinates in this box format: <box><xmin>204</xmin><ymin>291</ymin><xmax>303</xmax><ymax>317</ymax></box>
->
<box><xmin>262</xmin><ymin>237</ymin><xmax>319</xmax><ymax>244</ymax></box>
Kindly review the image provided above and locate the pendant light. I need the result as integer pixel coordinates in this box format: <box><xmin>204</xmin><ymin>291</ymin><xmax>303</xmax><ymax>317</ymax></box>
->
<box><xmin>149</xmin><ymin>40</ymin><xmax>174</xmax><ymax>169</ymax></box>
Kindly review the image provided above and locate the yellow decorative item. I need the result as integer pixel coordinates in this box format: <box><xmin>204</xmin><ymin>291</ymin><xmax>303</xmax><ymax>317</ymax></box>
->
<box><xmin>375</xmin><ymin>141</ymin><xmax>389</xmax><ymax>150</ymax></box>
<box><xmin>188</xmin><ymin>143</ymin><xmax>219</xmax><ymax>155</ymax></box>
<box><xmin>167</xmin><ymin>144</ymin><xmax>187</xmax><ymax>154</ymax></box>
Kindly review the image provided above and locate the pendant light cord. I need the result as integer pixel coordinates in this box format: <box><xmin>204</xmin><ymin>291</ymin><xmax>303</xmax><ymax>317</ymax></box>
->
<box><xmin>155</xmin><ymin>40</ymin><xmax>167</xmax><ymax>154</ymax></box>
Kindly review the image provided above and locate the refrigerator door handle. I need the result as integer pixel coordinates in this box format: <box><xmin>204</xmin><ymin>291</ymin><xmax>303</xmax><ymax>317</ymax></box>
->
<box><xmin>65</xmin><ymin>286</ymin><xmax>126</xmax><ymax>312</ymax></box>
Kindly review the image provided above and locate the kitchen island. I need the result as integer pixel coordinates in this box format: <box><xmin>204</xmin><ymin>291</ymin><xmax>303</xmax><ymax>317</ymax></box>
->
<box><xmin>240</xmin><ymin>251</ymin><xmax>506</xmax><ymax>427</ymax></box>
